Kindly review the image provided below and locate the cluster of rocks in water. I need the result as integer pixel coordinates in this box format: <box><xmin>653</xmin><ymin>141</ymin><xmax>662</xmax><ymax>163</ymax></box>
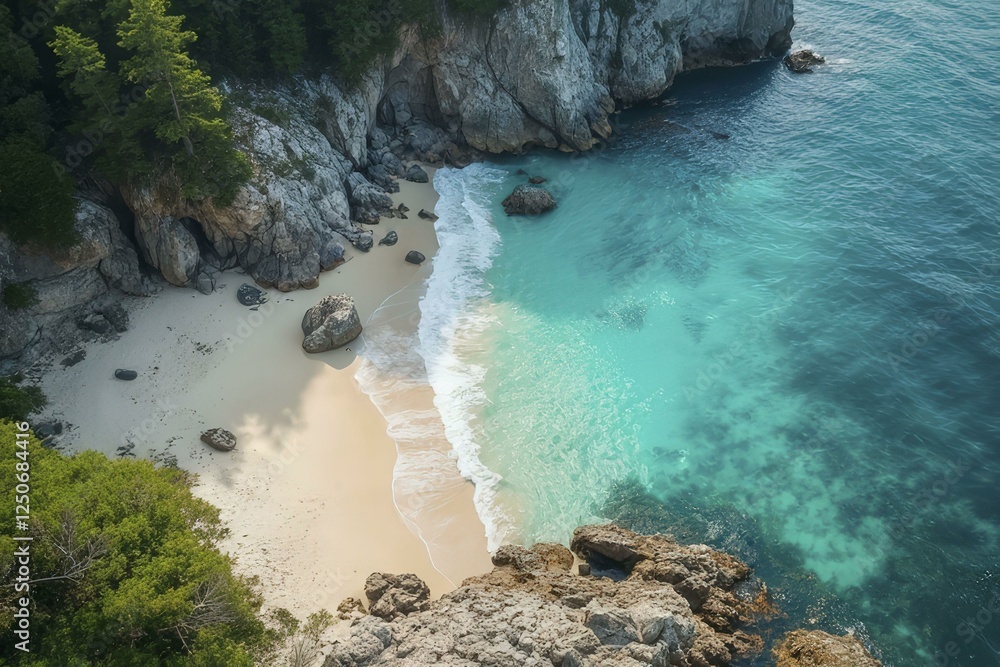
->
<box><xmin>784</xmin><ymin>50</ymin><xmax>826</xmax><ymax>73</ymax></box>
<box><xmin>322</xmin><ymin>525</ymin><xmax>881</xmax><ymax>667</ymax></box>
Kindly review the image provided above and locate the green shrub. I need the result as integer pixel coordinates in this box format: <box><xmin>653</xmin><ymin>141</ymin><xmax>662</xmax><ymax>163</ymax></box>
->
<box><xmin>2</xmin><ymin>281</ymin><xmax>38</xmax><ymax>310</ymax></box>
<box><xmin>0</xmin><ymin>376</ymin><xmax>47</xmax><ymax>421</ymax></box>
<box><xmin>0</xmin><ymin>420</ymin><xmax>277</xmax><ymax>664</ymax></box>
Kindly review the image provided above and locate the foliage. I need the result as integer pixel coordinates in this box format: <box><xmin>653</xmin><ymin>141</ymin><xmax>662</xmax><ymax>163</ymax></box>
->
<box><xmin>1</xmin><ymin>282</ymin><xmax>39</xmax><ymax>311</ymax></box>
<box><xmin>0</xmin><ymin>421</ymin><xmax>272</xmax><ymax>664</ymax></box>
<box><xmin>0</xmin><ymin>6</ymin><xmax>79</xmax><ymax>248</ymax></box>
<box><xmin>0</xmin><ymin>377</ymin><xmax>47</xmax><ymax>422</ymax></box>
<box><xmin>448</xmin><ymin>0</ymin><xmax>510</xmax><ymax>17</ymax></box>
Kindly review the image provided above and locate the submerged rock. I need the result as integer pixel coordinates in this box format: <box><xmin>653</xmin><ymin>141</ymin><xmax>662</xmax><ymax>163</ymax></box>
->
<box><xmin>528</xmin><ymin>175</ymin><xmax>548</xmax><ymax>184</ymax></box>
<box><xmin>784</xmin><ymin>50</ymin><xmax>826</xmax><ymax>73</ymax></box>
<box><xmin>200</xmin><ymin>428</ymin><xmax>237</xmax><ymax>452</ymax></box>
<box><xmin>774</xmin><ymin>630</ymin><xmax>882</xmax><ymax>666</ymax></box>
<box><xmin>404</xmin><ymin>251</ymin><xmax>425</xmax><ymax>265</ymax></box>
<box><xmin>301</xmin><ymin>294</ymin><xmax>362</xmax><ymax>353</ymax></box>
<box><xmin>378</xmin><ymin>231</ymin><xmax>398</xmax><ymax>246</ymax></box>
<box><xmin>502</xmin><ymin>184</ymin><xmax>557</xmax><ymax>215</ymax></box>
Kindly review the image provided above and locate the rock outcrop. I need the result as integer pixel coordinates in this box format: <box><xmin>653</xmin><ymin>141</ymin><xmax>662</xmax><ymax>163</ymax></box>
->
<box><xmin>301</xmin><ymin>294</ymin><xmax>363</xmax><ymax>353</ymax></box>
<box><xmin>502</xmin><ymin>185</ymin><xmax>558</xmax><ymax>215</ymax></box>
<box><xmin>324</xmin><ymin>525</ymin><xmax>769</xmax><ymax>666</ymax></box>
<box><xmin>773</xmin><ymin>630</ymin><xmax>882</xmax><ymax>667</ymax></box>
<box><xmin>1</xmin><ymin>0</ymin><xmax>795</xmax><ymax>368</ymax></box>
<box><xmin>784</xmin><ymin>50</ymin><xmax>825</xmax><ymax>73</ymax></box>
<box><xmin>0</xmin><ymin>198</ymin><xmax>154</xmax><ymax>371</ymax></box>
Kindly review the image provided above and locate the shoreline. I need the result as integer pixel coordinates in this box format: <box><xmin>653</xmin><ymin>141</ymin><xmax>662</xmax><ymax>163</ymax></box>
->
<box><xmin>36</xmin><ymin>169</ymin><xmax>491</xmax><ymax>616</ymax></box>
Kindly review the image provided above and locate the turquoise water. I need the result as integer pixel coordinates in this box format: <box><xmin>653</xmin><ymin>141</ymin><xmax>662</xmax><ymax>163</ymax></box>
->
<box><xmin>419</xmin><ymin>0</ymin><xmax>1000</xmax><ymax>664</ymax></box>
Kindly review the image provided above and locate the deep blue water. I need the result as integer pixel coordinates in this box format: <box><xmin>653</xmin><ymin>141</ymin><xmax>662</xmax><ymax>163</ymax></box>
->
<box><xmin>418</xmin><ymin>0</ymin><xmax>1000</xmax><ymax>664</ymax></box>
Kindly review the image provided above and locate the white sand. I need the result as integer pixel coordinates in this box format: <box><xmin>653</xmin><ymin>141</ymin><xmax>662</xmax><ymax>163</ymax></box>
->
<box><xmin>37</xmin><ymin>172</ymin><xmax>491</xmax><ymax>617</ymax></box>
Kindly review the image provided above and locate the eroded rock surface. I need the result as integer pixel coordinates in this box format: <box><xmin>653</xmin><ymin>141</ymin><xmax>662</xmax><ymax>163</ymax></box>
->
<box><xmin>773</xmin><ymin>630</ymin><xmax>882</xmax><ymax>667</ymax></box>
<box><xmin>325</xmin><ymin>525</ymin><xmax>767</xmax><ymax>666</ymax></box>
<box><xmin>301</xmin><ymin>294</ymin><xmax>363</xmax><ymax>353</ymax></box>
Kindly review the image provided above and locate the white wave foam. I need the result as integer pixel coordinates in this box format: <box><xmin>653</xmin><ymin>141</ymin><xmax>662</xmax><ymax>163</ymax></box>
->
<box><xmin>418</xmin><ymin>164</ymin><xmax>511</xmax><ymax>551</ymax></box>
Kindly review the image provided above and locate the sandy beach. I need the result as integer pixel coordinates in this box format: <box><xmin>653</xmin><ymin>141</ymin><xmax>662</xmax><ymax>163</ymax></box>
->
<box><xmin>37</xmin><ymin>171</ymin><xmax>491</xmax><ymax>617</ymax></box>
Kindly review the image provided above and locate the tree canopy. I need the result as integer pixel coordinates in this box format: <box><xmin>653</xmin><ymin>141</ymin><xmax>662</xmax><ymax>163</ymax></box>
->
<box><xmin>0</xmin><ymin>420</ymin><xmax>273</xmax><ymax>664</ymax></box>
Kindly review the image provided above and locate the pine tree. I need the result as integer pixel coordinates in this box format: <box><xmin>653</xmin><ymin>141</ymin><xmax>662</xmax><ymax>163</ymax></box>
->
<box><xmin>116</xmin><ymin>0</ymin><xmax>250</xmax><ymax>203</ymax></box>
<box><xmin>50</xmin><ymin>26</ymin><xmax>121</xmax><ymax>125</ymax></box>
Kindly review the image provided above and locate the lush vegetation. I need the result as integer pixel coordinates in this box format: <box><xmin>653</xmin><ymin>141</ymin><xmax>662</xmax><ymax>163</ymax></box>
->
<box><xmin>1</xmin><ymin>282</ymin><xmax>39</xmax><ymax>311</ymax></box>
<box><xmin>0</xmin><ymin>421</ymin><xmax>332</xmax><ymax>665</ymax></box>
<box><xmin>0</xmin><ymin>377</ymin><xmax>46</xmax><ymax>421</ymax></box>
<box><xmin>0</xmin><ymin>0</ymin><xmax>506</xmax><ymax>248</ymax></box>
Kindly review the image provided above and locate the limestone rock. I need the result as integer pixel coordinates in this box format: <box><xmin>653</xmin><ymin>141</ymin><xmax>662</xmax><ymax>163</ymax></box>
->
<box><xmin>784</xmin><ymin>50</ymin><xmax>826</xmax><ymax>73</ymax></box>
<box><xmin>774</xmin><ymin>630</ymin><xmax>882</xmax><ymax>667</ymax></box>
<box><xmin>134</xmin><ymin>215</ymin><xmax>201</xmax><ymax>287</ymax></box>
<box><xmin>301</xmin><ymin>294</ymin><xmax>363</xmax><ymax>353</ymax></box>
<box><xmin>322</xmin><ymin>525</ymin><xmax>764</xmax><ymax>667</ymax></box>
<box><xmin>364</xmin><ymin>573</ymin><xmax>430</xmax><ymax>621</ymax></box>
<box><xmin>502</xmin><ymin>185</ymin><xmax>557</xmax><ymax>215</ymax></box>
<box><xmin>200</xmin><ymin>428</ymin><xmax>237</xmax><ymax>452</ymax></box>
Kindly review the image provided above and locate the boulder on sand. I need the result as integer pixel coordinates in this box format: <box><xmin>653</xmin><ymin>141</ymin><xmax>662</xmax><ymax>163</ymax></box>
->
<box><xmin>405</xmin><ymin>164</ymin><xmax>429</xmax><ymax>183</ymax></box>
<box><xmin>404</xmin><ymin>251</ymin><xmax>425</xmax><ymax>265</ymax></box>
<box><xmin>237</xmin><ymin>283</ymin><xmax>267</xmax><ymax>306</ymax></box>
<box><xmin>301</xmin><ymin>294</ymin><xmax>362</xmax><ymax>353</ymax></box>
<box><xmin>200</xmin><ymin>428</ymin><xmax>237</xmax><ymax>452</ymax></box>
<box><xmin>379</xmin><ymin>231</ymin><xmax>398</xmax><ymax>246</ymax></box>
<box><xmin>501</xmin><ymin>184</ymin><xmax>557</xmax><ymax>215</ymax></box>
<box><xmin>114</xmin><ymin>369</ymin><xmax>138</xmax><ymax>381</ymax></box>
<box><xmin>418</xmin><ymin>209</ymin><xmax>438</xmax><ymax>221</ymax></box>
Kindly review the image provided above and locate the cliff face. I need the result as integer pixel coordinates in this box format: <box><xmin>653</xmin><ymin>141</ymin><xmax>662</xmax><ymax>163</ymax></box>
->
<box><xmin>0</xmin><ymin>0</ymin><xmax>792</xmax><ymax>365</ymax></box>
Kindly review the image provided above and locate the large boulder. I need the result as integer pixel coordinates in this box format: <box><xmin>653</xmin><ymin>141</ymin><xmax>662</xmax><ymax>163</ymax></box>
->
<box><xmin>200</xmin><ymin>428</ymin><xmax>237</xmax><ymax>452</ymax></box>
<box><xmin>364</xmin><ymin>573</ymin><xmax>431</xmax><ymax>621</ymax></box>
<box><xmin>774</xmin><ymin>630</ymin><xmax>882</xmax><ymax>667</ymax></box>
<box><xmin>501</xmin><ymin>185</ymin><xmax>557</xmax><ymax>215</ymax></box>
<box><xmin>301</xmin><ymin>294</ymin><xmax>362</xmax><ymax>353</ymax></box>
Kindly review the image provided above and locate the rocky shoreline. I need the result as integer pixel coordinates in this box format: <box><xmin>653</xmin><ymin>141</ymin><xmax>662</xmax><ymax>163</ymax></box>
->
<box><xmin>1</xmin><ymin>0</ymin><xmax>794</xmax><ymax>370</ymax></box>
<box><xmin>322</xmin><ymin>525</ymin><xmax>881</xmax><ymax>667</ymax></box>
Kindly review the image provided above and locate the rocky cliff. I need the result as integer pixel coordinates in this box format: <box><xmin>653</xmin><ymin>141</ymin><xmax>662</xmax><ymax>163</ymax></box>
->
<box><xmin>320</xmin><ymin>525</ymin><xmax>880</xmax><ymax>667</ymax></box>
<box><xmin>0</xmin><ymin>0</ymin><xmax>793</xmax><ymax>366</ymax></box>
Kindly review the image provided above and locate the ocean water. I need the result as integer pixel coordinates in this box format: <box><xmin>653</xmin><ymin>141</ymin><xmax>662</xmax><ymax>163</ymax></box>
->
<box><xmin>406</xmin><ymin>0</ymin><xmax>1000</xmax><ymax>664</ymax></box>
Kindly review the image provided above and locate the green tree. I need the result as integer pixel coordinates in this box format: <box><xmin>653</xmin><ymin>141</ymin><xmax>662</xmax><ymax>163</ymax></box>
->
<box><xmin>117</xmin><ymin>0</ymin><xmax>250</xmax><ymax>203</ymax></box>
<box><xmin>254</xmin><ymin>0</ymin><xmax>307</xmax><ymax>73</ymax></box>
<box><xmin>0</xmin><ymin>377</ymin><xmax>47</xmax><ymax>421</ymax></box>
<box><xmin>50</xmin><ymin>26</ymin><xmax>122</xmax><ymax>131</ymax></box>
<box><xmin>0</xmin><ymin>421</ymin><xmax>271</xmax><ymax>664</ymax></box>
<box><xmin>0</xmin><ymin>5</ymin><xmax>78</xmax><ymax>248</ymax></box>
